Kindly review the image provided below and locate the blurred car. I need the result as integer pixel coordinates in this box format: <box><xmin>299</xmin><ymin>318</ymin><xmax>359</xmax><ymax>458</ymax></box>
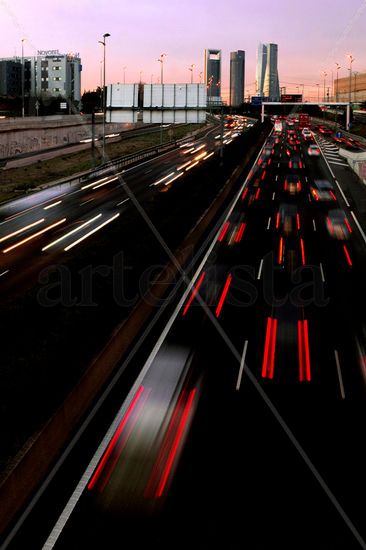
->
<box><xmin>326</xmin><ymin>209</ymin><xmax>352</xmax><ymax>240</ymax></box>
<box><xmin>289</xmin><ymin>156</ymin><xmax>303</xmax><ymax>169</ymax></box>
<box><xmin>277</xmin><ymin>203</ymin><xmax>299</xmax><ymax>235</ymax></box>
<box><xmin>319</xmin><ymin>126</ymin><xmax>333</xmax><ymax>135</ymax></box>
<box><xmin>310</xmin><ymin>179</ymin><xmax>336</xmax><ymax>201</ymax></box>
<box><xmin>307</xmin><ymin>144</ymin><xmax>320</xmax><ymax>156</ymax></box>
<box><xmin>284</xmin><ymin>174</ymin><xmax>301</xmax><ymax>194</ymax></box>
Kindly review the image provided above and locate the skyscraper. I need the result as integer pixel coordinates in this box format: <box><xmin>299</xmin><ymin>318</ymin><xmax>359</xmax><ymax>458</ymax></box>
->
<box><xmin>204</xmin><ymin>49</ymin><xmax>221</xmax><ymax>104</ymax></box>
<box><xmin>256</xmin><ymin>43</ymin><xmax>267</xmax><ymax>97</ymax></box>
<box><xmin>230</xmin><ymin>50</ymin><xmax>245</xmax><ymax>107</ymax></box>
<box><xmin>256</xmin><ymin>43</ymin><xmax>279</xmax><ymax>100</ymax></box>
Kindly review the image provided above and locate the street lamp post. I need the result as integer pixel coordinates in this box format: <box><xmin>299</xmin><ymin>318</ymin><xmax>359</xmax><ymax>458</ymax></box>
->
<box><xmin>346</xmin><ymin>54</ymin><xmax>355</xmax><ymax>105</ymax></box>
<box><xmin>157</xmin><ymin>54</ymin><xmax>167</xmax><ymax>144</ymax></box>
<box><xmin>335</xmin><ymin>63</ymin><xmax>341</xmax><ymax>101</ymax></box>
<box><xmin>322</xmin><ymin>71</ymin><xmax>327</xmax><ymax>102</ymax></box>
<box><xmin>99</xmin><ymin>33</ymin><xmax>110</xmax><ymax>163</ymax></box>
<box><xmin>188</xmin><ymin>64</ymin><xmax>195</xmax><ymax>84</ymax></box>
<box><xmin>316</xmin><ymin>83</ymin><xmax>320</xmax><ymax>102</ymax></box>
<box><xmin>157</xmin><ymin>53</ymin><xmax>167</xmax><ymax>86</ymax></box>
<box><xmin>199</xmin><ymin>71</ymin><xmax>203</xmax><ymax>84</ymax></box>
<box><xmin>123</xmin><ymin>66</ymin><xmax>127</xmax><ymax>85</ymax></box>
<box><xmin>21</xmin><ymin>38</ymin><xmax>25</xmax><ymax>117</ymax></box>
<box><xmin>354</xmin><ymin>71</ymin><xmax>358</xmax><ymax>102</ymax></box>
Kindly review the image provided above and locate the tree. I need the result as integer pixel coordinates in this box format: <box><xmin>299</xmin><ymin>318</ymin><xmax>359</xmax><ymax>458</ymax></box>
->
<box><xmin>81</xmin><ymin>88</ymin><xmax>102</xmax><ymax>114</ymax></box>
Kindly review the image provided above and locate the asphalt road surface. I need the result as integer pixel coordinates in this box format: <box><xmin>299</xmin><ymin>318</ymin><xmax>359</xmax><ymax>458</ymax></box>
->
<box><xmin>3</xmin><ymin>120</ymin><xmax>366</xmax><ymax>550</ymax></box>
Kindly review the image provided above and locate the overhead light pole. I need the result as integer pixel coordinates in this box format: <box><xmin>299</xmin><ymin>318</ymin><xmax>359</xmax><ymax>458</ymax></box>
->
<box><xmin>322</xmin><ymin>71</ymin><xmax>327</xmax><ymax>102</ymax></box>
<box><xmin>354</xmin><ymin>71</ymin><xmax>358</xmax><ymax>102</ymax></box>
<box><xmin>316</xmin><ymin>83</ymin><xmax>320</xmax><ymax>103</ymax></box>
<box><xmin>157</xmin><ymin>53</ymin><xmax>167</xmax><ymax>86</ymax></box>
<box><xmin>123</xmin><ymin>66</ymin><xmax>127</xmax><ymax>85</ymax></box>
<box><xmin>335</xmin><ymin>63</ymin><xmax>341</xmax><ymax>101</ymax></box>
<box><xmin>346</xmin><ymin>53</ymin><xmax>355</xmax><ymax>105</ymax></box>
<box><xmin>188</xmin><ymin>63</ymin><xmax>195</xmax><ymax>84</ymax></box>
<box><xmin>157</xmin><ymin>53</ymin><xmax>167</xmax><ymax>144</ymax></box>
<box><xmin>21</xmin><ymin>38</ymin><xmax>25</xmax><ymax>117</ymax></box>
<box><xmin>98</xmin><ymin>32</ymin><xmax>110</xmax><ymax>163</ymax></box>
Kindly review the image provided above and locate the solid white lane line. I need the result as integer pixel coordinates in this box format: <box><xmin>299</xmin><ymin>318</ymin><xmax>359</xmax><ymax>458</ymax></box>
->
<box><xmin>0</xmin><ymin>269</ymin><xmax>9</xmax><ymax>277</ymax></box>
<box><xmin>236</xmin><ymin>340</ymin><xmax>249</xmax><ymax>390</ymax></box>
<box><xmin>333</xmin><ymin>179</ymin><xmax>350</xmax><ymax>207</ymax></box>
<box><xmin>116</xmin><ymin>198</ymin><xmax>130</xmax><ymax>206</ymax></box>
<box><xmin>257</xmin><ymin>258</ymin><xmax>264</xmax><ymax>280</ymax></box>
<box><xmin>350</xmin><ymin>211</ymin><xmax>366</xmax><ymax>245</ymax></box>
<box><xmin>79</xmin><ymin>198</ymin><xmax>95</xmax><ymax>206</ymax></box>
<box><xmin>313</xmin><ymin>219</ymin><xmax>317</xmax><ymax>231</ymax></box>
<box><xmin>319</xmin><ymin>262</ymin><xmax>325</xmax><ymax>283</ymax></box>
<box><xmin>334</xmin><ymin>350</ymin><xmax>345</xmax><ymax>399</ymax></box>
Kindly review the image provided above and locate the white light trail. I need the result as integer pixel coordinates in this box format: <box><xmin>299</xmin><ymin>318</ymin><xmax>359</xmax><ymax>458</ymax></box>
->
<box><xmin>164</xmin><ymin>172</ymin><xmax>184</xmax><ymax>185</ymax></box>
<box><xmin>44</xmin><ymin>201</ymin><xmax>62</xmax><ymax>210</ymax></box>
<box><xmin>64</xmin><ymin>213</ymin><xmax>120</xmax><ymax>251</ymax></box>
<box><xmin>2</xmin><ymin>219</ymin><xmax>66</xmax><ymax>254</ymax></box>
<box><xmin>0</xmin><ymin>218</ymin><xmax>45</xmax><ymax>242</ymax></box>
<box><xmin>150</xmin><ymin>172</ymin><xmax>175</xmax><ymax>187</ymax></box>
<box><xmin>42</xmin><ymin>214</ymin><xmax>102</xmax><ymax>251</ymax></box>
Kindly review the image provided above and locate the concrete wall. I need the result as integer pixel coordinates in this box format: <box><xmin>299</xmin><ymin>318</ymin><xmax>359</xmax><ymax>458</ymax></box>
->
<box><xmin>0</xmin><ymin>115</ymin><xmax>135</xmax><ymax>159</ymax></box>
<box><xmin>339</xmin><ymin>147</ymin><xmax>366</xmax><ymax>184</ymax></box>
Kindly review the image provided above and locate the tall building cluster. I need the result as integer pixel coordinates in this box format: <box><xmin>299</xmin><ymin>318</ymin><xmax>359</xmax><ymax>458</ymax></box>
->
<box><xmin>204</xmin><ymin>42</ymin><xmax>280</xmax><ymax>107</ymax></box>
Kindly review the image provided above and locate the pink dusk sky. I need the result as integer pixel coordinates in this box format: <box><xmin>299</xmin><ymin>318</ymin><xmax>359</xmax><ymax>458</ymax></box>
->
<box><xmin>1</xmin><ymin>0</ymin><xmax>365</xmax><ymax>101</ymax></box>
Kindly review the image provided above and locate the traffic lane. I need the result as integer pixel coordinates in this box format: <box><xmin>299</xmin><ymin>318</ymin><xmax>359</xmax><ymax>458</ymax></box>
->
<box><xmin>43</xmin><ymin>133</ymin><xmax>366</xmax><ymax>548</ymax></box>
<box><xmin>0</xmin><ymin>129</ymin><xmax>230</xmax><ymax>256</ymax></box>
<box><xmin>164</xmin><ymin>327</ymin><xmax>366</xmax><ymax>549</ymax></box>
<box><xmin>0</xmin><ymin>143</ymin><xmax>222</xmax><ymax>292</ymax></box>
<box><xmin>44</xmin><ymin>316</ymin><xmax>208</xmax><ymax>548</ymax></box>
<box><xmin>0</xmin><ymin>129</ymin><xmax>218</xmax><ymax>223</ymax></box>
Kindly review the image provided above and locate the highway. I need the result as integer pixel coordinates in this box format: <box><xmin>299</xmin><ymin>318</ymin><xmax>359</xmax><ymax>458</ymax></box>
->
<box><xmin>0</xmin><ymin>121</ymin><xmax>243</xmax><ymax>298</ymax></box>
<box><xmin>4</xmin><ymin>118</ymin><xmax>366</xmax><ymax>549</ymax></box>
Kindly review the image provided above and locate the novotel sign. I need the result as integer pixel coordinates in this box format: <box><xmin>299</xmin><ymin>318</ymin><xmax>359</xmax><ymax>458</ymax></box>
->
<box><xmin>37</xmin><ymin>50</ymin><xmax>80</xmax><ymax>58</ymax></box>
<box><xmin>37</xmin><ymin>50</ymin><xmax>60</xmax><ymax>56</ymax></box>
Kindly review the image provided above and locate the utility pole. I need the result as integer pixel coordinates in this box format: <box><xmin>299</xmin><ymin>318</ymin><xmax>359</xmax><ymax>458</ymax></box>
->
<box><xmin>219</xmin><ymin>103</ymin><xmax>224</xmax><ymax>167</ymax></box>
<box><xmin>91</xmin><ymin>107</ymin><xmax>96</xmax><ymax>167</ymax></box>
<box><xmin>21</xmin><ymin>38</ymin><xmax>25</xmax><ymax>117</ymax></box>
<box><xmin>98</xmin><ymin>32</ymin><xmax>111</xmax><ymax>163</ymax></box>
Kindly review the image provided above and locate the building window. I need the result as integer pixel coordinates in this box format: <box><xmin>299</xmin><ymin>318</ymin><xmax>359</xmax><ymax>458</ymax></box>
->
<box><xmin>53</xmin><ymin>88</ymin><xmax>61</xmax><ymax>92</ymax></box>
<box><xmin>52</xmin><ymin>66</ymin><xmax>61</xmax><ymax>71</ymax></box>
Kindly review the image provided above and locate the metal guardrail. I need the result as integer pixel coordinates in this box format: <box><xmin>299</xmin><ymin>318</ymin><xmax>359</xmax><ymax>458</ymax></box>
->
<box><xmin>79</xmin><ymin>135</ymin><xmax>194</xmax><ymax>182</ymax></box>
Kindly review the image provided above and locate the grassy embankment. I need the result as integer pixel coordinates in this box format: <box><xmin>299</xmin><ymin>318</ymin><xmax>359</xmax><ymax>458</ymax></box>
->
<box><xmin>0</xmin><ymin>123</ymin><xmax>205</xmax><ymax>203</ymax></box>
